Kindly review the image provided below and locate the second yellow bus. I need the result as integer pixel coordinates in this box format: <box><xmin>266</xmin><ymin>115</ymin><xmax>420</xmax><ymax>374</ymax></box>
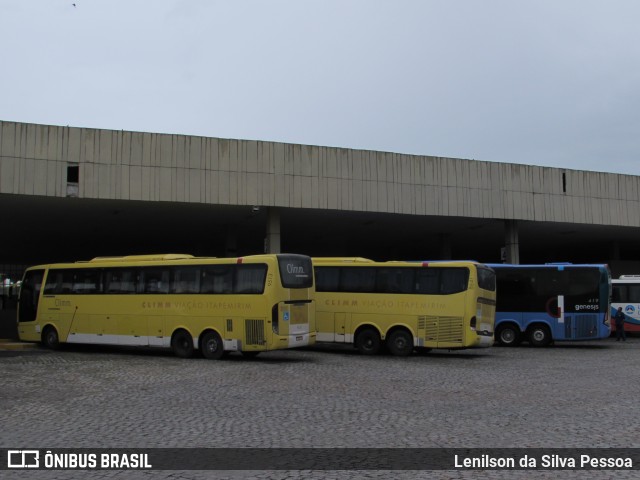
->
<box><xmin>313</xmin><ymin>258</ymin><xmax>496</xmax><ymax>356</ymax></box>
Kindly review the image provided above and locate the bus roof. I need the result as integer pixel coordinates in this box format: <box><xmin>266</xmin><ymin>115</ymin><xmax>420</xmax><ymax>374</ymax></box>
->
<box><xmin>313</xmin><ymin>258</ymin><xmax>482</xmax><ymax>267</ymax></box>
<box><xmin>614</xmin><ymin>275</ymin><xmax>640</xmax><ymax>282</ymax></box>
<box><xmin>487</xmin><ymin>263</ymin><xmax>608</xmax><ymax>270</ymax></box>
<box><xmin>312</xmin><ymin>257</ymin><xmax>374</xmax><ymax>263</ymax></box>
<box><xmin>24</xmin><ymin>253</ymin><xmax>297</xmax><ymax>271</ymax></box>
<box><xmin>85</xmin><ymin>254</ymin><xmax>198</xmax><ymax>263</ymax></box>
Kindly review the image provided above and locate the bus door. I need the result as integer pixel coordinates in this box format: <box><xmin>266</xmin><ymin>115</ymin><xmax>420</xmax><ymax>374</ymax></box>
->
<box><xmin>334</xmin><ymin>312</ymin><xmax>347</xmax><ymax>342</ymax></box>
<box><xmin>18</xmin><ymin>269</ymin><xmax>45</xmax><ymax>323</ymax></box>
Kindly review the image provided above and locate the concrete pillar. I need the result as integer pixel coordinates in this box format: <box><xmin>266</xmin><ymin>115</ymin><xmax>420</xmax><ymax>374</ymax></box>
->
<box><xmin>265</xmin><ymin>207</ymin><xmax>281</xmax><ymax>254</ymax></box>
<box><xmin>504</xmin><ymin>220</ymin><xmax>520</xmax><ymax>264</ymax></box>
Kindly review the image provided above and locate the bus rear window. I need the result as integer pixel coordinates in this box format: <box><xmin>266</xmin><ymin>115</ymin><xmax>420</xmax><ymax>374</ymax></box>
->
<box><xmin>278</xmin><ymin>255</ymin><xmax>313</xmax><ymax>289</ymax></box>
<box><xmin>476</xmin><ymin>266</ymin><xmax>496</xmax><ymax>292</ymax></box>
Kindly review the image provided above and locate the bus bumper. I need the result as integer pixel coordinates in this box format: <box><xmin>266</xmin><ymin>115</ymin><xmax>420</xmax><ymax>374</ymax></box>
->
<box><xmin>287</xmin><ymin>332</ymin><xmax>315</xmax><ymax>348</ymax></box>
<box><xmin>474</xmin><ymin>332</ymin><xmax>494</xmax><ymax>348</ymax></box>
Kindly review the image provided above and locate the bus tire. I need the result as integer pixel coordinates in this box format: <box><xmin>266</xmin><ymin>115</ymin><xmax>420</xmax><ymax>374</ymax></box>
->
<box><xmin>496</xmin><ymin>324</ymin><xmax>521</xmax><ymax>347</ymax></box>
<box><xmin>386</xmin><ymin>330</ymin><xmax>414</xmax><ymax>356</ymax></box>
<box><xmin>41</xmin><ymin>326</ymin><xmax>60</xmax><ymax>350</ymax></box>
<box><xmin>171</xmin><ymin>330</ymin><xmax>194</xmax><ymax>358</ymax></box>
<box><xmin>528</xmin><ymin>325</ymin><xmax>552</xmax><ymax>347</ymax></box>
<box><xmin>200</xmin><ymin>331</ymin><xmax>225</xmax><ymax>360</ymax></box>
<box><xmin>355</xmin><ymin>328</ymin><xmax>381</xmax><ymax>355</ymax></box>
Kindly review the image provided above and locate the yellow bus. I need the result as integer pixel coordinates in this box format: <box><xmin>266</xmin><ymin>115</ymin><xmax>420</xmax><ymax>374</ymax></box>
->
<box><xmin>17</xmin><ymin>253</ymin><xmax>315</xmax><ymax>359</ymax></box>
<box><xmin>313</xmin><ymin>258</ymin><xmax>496</xmax><ymax>356</ymax></box>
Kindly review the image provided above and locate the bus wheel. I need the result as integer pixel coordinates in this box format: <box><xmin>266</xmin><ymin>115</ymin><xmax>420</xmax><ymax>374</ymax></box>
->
<box><xmin>528</xmin><ymin>325</ymin><xmax>552</xmax><ymax>347</ymax></box>
<box><xmin>200</xmin><ymin>331</ymin><xmax>225</xmax><ymax>360</ymax></box>
<box><xmin>496</xmin><ymin>324</ymin><xmax>521</xmax><ymax>347</ymax></box>
<box><xmin>387</xmin><ymin>330</ymin><xmax>414</xmax><ymax>356</ymax></box>
<box><xmin>171</xmin><ymin>330</ymin><xmax>194</xmax><ymax>358</ymax></box>
<box><xmin>355</xmin><ymin>328</ymin><xmax>381</xmax><ymax>355</ymax></box>
<box><xmin>41</xmin><ymin>326</ymin><xmax>60</xmax><ymax>350</ymax></box>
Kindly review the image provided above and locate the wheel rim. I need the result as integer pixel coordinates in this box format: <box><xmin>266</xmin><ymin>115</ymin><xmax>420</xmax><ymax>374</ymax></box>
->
<box><xmin>532</xmin><ymin>329</ymin><xmax>545</xmax><ymax>342</ymax></box>
<box><xmin>394</xmin><ymin>336</ymin><xmax>407</xmax><ymax>350</ymax></box>
<box><xmin>173</xmin><ymin>333</ymin><xmax>193</xmax><ymax>357</ymax></box>
<box><xmin>46</xmin><ymin>330</ymin><xmax>58</xmax><ymax>346</ymax></box>
<box><xmin>205</xmin><ymin>338</ymin><xmax>219</xmax><ymax>354</ymax></box>
<box><xmin>358</xmin><ymin>331</ymin><xmax>378</xmax><ymax>353</ymax></box>
<box><xmin>501</xmin><ymin>329</ymin><xmax>515</xmax><ymax>343</ymax></box>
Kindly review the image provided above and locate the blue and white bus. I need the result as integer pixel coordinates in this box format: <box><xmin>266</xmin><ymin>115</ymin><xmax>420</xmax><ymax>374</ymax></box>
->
<box><xmin>489</xmin><ymin>264</ymin><xmax>611</xmax><ymax>346</ymax></box>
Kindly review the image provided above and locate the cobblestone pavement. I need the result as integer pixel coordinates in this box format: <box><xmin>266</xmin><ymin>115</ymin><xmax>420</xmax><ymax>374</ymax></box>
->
<box><xmin>1</xmin><ymin>337</ymin><xmax>639</xmax><ymax>480</ymax></box>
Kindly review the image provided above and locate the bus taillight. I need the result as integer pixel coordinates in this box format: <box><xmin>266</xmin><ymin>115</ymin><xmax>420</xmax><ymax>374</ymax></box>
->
<box><xmin>271</xmin><ymin>304</ymin><xmax>279</xmax><ymax>334</ymax></box>
<box><xmin>470</xmin><ymin>316</ymin><xmax>477</xmax><ymax>331</ymax></box>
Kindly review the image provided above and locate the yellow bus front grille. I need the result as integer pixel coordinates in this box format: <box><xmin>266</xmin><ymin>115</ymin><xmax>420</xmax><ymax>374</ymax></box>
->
<box><xmin>245</xmin><ymin>319</ymin><xmax>266</xmax><ymax>345</ymax></box>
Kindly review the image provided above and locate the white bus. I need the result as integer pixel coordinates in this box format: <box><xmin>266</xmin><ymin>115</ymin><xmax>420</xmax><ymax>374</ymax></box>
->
<box><xmin>611</xmin><ymin>275</ymin><xmax>640</xmax><ymax>334</ymax></box>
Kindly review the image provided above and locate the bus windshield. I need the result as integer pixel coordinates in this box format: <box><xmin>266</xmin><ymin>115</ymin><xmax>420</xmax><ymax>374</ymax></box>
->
<box><xmin>278</xmin><ymin>254</ymin><xmax>313</xmax><ymax>289</ymax></box>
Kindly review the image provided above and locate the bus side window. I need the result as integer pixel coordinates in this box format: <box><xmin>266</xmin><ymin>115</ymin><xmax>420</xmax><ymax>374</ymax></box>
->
<box><xmin>376</xmin><ymin>268</ymin><xmax>414</xmax><ymax>294</ymax></box>
<box><xmin>629</xmin><ymin>285</ymin><xmax>640</xmax><ymax>303</ymax></box>
<box><xmin>105</xmin><ymin>269</ymin><xmax>137</xmax><ymax>294</ymax></box>
<box><xmin>440</xmin><ymin>268</ymin><xmax>469</xmax><ymax>294</ymax></box>
<box><xmin>416</xmin><ymin>269</ymin><xmax>440</xmax><ymax>294</ymax></box>
<box><xmin>234</xmin><ymin>265</ymin><xmax>267</xmax><ymax>294</ymax></box>
<box><xmin>72</xmin><ymin>269</ymin><xmax>100</xmax><ymax>294</ymax></box>
<box><xmin>315</xmin><ymin>267</ymin><xmax>340</xmax><ymax>292</ymax></box>
<box><xmin>201</xmin><ymin>266</ymin><xmax>233</xmax><ymax>294</ymax></box>
<box><xmin>143</xmin><ymin>268</ymin><xmax>170</xmax><ymax>294</ymax></box>
<box><xmin>171</xmin><ymin>267</ymin><xmax>200</xmax><ymax>294</ymax></box>
<box><xmin>341</xmin><ymin>267</ymin><xmax>375</xmax><ymax>293</ymax></box>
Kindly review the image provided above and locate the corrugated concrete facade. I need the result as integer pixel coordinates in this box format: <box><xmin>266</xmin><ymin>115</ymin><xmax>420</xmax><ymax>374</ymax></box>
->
<box><xmin>1</xmin><ymin>120</ymin><xmax>639</xmax><ymax>227</ymax></box>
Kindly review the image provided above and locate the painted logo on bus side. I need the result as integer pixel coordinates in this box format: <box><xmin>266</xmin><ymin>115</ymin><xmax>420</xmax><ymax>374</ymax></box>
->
<box><xmin>625</xmin><ymin>305</ymin><xmax>635</xmax><ymax>314</ymax></box>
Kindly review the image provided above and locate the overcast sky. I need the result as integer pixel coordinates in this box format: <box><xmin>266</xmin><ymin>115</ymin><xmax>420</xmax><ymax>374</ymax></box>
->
<box><xmin>2</xmin><ymin>0</ymin><xmax>639</xmax><ymax>175</ymax></box>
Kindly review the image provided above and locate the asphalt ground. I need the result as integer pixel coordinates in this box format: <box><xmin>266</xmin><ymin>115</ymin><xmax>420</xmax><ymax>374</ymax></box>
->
<box><xmin>1</xmin><ymin>334</ymin><xmax>639</xmax><ymax>480</ymax></box>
